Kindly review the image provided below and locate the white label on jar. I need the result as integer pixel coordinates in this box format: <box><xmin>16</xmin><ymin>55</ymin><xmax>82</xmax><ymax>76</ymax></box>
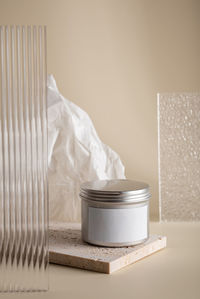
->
<box><xmin>88</xmin><ymin>206</ymin><xmax>148</xmax><ymax>244</ymax></box>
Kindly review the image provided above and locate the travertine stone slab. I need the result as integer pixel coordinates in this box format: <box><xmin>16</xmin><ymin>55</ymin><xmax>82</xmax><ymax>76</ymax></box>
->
<box><xmin>49</xmin><ymin>223</ymin><xmax>167</xmax><ymax>274</ymax></box>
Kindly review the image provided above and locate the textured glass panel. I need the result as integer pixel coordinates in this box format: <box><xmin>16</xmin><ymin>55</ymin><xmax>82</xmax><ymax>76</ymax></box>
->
<box><xmin>158</xmin><ymin>93</ymin><xmax>200</xmax><ymax>221</ymax></box>
<box><xmin>0</xmin><ymin>26</ymin><xmax>48</xmax><ymax>291</ymax></box>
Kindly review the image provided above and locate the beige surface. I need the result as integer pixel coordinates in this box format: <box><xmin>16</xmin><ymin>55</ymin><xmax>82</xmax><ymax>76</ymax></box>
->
<box><xmin>0</xmin><ymin>0</ymin><xmax>200</xmax><ymax>220</ymax></box>
<box><xmin>49</xmin><ymin>223</ymin><xmax>166</xmax><ymax>273</ymax></box>
<box><xmin>0</xmin><ymin>222</ymin><xmax>199</xmax><ymax>298</ymax></box>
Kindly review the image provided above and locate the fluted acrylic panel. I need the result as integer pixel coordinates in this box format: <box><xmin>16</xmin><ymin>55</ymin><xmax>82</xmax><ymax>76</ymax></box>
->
<box><xmin>0</xmin><ymin>26</ymin><xmax>48</xmax><ymax>291</ymax></box>
<box><xmin>158</xmin><ymin>93</ymin><xmax>200</xmax><ymax>221</ymax></box>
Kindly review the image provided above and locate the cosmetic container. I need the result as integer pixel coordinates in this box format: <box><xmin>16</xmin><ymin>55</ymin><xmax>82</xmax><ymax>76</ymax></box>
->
<box><xmin>80</xmin><ymin>179</ymin><xmax>150</xmax><ymax>247</ymax></box>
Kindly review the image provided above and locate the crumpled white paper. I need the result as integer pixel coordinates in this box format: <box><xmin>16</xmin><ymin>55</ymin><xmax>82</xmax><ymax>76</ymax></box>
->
<box><xmin>48</xmin><ymin>75</ymin><xmax>125</xmax><ymax>222</ymax></box>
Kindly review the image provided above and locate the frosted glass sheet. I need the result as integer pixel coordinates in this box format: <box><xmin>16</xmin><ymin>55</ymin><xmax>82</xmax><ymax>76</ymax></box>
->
<box><xmin>0</xmin><ymin>26</ymin><xmax>48</xmax><ymax>291</ymax></box>
<box><xmin>158</xmin><ymin>93</ymin><xmax>200</xmax><ymax>221</ymax></box>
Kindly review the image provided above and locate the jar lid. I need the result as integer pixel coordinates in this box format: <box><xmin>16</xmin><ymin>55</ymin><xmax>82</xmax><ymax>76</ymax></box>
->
<box><xmin>80</xmin><ymin>179</ymin><xmax>150</xmax><ymax>204</ymax></box>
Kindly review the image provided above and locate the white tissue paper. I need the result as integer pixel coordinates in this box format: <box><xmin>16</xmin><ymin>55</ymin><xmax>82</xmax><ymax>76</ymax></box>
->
<box><xmin>48</xmin><ymin>75</ymin><xmax>125</xmax><ymax>222</ymax></box>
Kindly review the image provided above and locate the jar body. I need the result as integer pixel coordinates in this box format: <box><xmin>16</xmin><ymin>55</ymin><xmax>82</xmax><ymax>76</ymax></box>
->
<box><xmin>81</xmin><ymin>199</ymin><xmax>149</xmax><ymax>247</ymax></box>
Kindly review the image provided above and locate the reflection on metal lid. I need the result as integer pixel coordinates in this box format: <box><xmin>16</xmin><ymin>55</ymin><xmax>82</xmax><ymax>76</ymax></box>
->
<box><xmin>80</xmin><ymin>179</ymin><xmax>150</xmax><ymax>204</ymax></box>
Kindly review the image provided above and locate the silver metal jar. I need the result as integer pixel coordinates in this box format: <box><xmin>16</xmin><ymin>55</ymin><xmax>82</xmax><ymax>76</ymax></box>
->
<box><xmin>80</xmin><ymin>179</ymin><xmax>150</xmax><ymax>247</ymax></box>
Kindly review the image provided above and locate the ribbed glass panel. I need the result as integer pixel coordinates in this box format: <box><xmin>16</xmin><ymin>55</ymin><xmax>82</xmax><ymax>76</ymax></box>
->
<box><xmin>0</xmin><ymin>25</ymin><xmax>48</xmax><ymax>292</ymax></box>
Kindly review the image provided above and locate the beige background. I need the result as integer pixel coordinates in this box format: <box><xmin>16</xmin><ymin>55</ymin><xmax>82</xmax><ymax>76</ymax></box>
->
<box><xmin>0</xmin><ymin>0</ymin><xmax>199</xmax><ymax>220</ymax></box>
